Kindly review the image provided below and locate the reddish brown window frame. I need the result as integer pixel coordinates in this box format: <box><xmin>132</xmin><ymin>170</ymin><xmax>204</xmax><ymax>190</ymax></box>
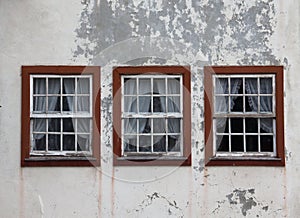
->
<box><xmin>21</xmin><ymin>66</ymin><xmax>101</xmax><ymax>167</ymax></box>
<box><xmin>113</xmin><ymin>66</ymin><xmax>191</xmax><ymax>166</ymax></box>
<box><xmin>204</xmin><ymin>66</ymin><xmax>285</xmax><ymax>166</ymax></box>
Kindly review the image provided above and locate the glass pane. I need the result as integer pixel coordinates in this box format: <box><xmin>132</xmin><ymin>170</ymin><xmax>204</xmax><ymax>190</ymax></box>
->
<box><xmin>245</xmin><ymin>118</ymin><xmax>258</xmax><ymax>133</ymax></box>
<box><xmin>48</xmin><ymin>118</ymin><xmax>61</xmax><ymax>132</ymax></box>
<box><xmin>153</xmin><ymin>97</ymin><xmax>165</xmax><ymax>112</ymax></box>
<box><xmin>63</xmin><ymin>96</ymin><xmax>74</xmax><ymax>111</ymax></box>
<box><xmin>216</xmin><ymin>118</ymin><xmax>228</xmax><ymax>133</ymax></box>
<box><xmin>231</xmin><ymin>96</ymin><xmax>243</xmax><ymax>112</ymax></box>
<box><xmin>230</xmin><ymin>78</ymin><xmax>242</xmax><ymax>94</ymax></box>
<box><xmin>153</xmin><ymin>136</ymin><xmax>166</xmax><ymax>152</ymax></box>
<box><xmin>63</xmin><ymin>134</ymin><xmax>75</xmax><ymax>151</ymax></box>
<box><xmin>48</xmin><ymin>78</ymin><xmax>60</xmax><ymax>94</ymax></box>
<box><xmin>33</xmin><ymin>134</ymin><xmax>46</xmax><ymax>150</ymax></box>
<box><xmin>246</xmin><ymin>136</ymin><xmax>258</xmax><ymax>152</ymax></box>
<box><xmin>153</xmin><ymin>78</ymin><xmax>165</xmax><ymax>94</ymax></box>
<box><xmin>124</xmin><ymin>136</ymin><xmax>137</xmax><ymax>152</ymax></box>
<box><xmin>139</xmin><ymin>79</ymin><xmax>151</xmax><ymax>94</ymax></box>
<box><xmin>153</xmin><ymin>118</ymin><xmax>165</xmax><ymax>133</ymax></box>
<box><xmin>168</xmin><ymin>96</ymin><xmax>180</xmax><ymax>113</ymax></box>
<box><xmin>246</xmin><ymin>96</ymin><xmax>258</xmax><ymax>112</ymax></box>
<box><xmin>260</xmin><ymin>96</ymin><xmax>272</xmax><ymax>113</ymax></box>
<box><xmin>63</xmin><ymin>118</ymin><xmax>74</xmax><ymax>132</ymax></box>
<box><xmin>168</xmin><ymin>118</ymin><xmax>180</xmax><ymax>133</ymax></box>
<box><xmin>77</xmin><ymin>134</ymin><xmax>90</xmax><ymax>151</ymax></box>
<box><xmin>215</xmin><ymin>96</ymin><xmax>228</xmax><ymax>113</ymax></box>
<box><xmin>167</xmin><ymin>78</ymin><xmax>180</xmax><ymax>94</ymax></box>
<box><xmin>77</xmin><ymin>118</ymin><xmax>90</xmax><ymax>133</ymax></box>
<box><xmin>124</xmin><ymin>78</ymin><xmax>136</xmax><ymax>95</ymax></box>
<box><xmin>260</xmin><ymin>78</ymin><xmax>272</xmax><ymax>94</ymax></box>
<box><xmin>33</xmin><ymin>97</ymin><xmax>46</xmax><ymax>112</ymax></box>
<box><xmin>231</xmin><ymin>118</ymin><xmax>243</xmax><ymax>133</ymax></box>
<box><xmin>33</xmin><ymin>78</ymin><xmax>46</xmax><ymax>94</ymax></box>
<box><xmin>77</xmin><ymin>96</ymin><xmax>90</xmax><ymax>112</ymax></box>
<box><xmin>33</xmin><ymin>118</ymin><xmax>46</xmax><ymax>132</ymax></box>
<box><xmin>48</xmin><ymin>97</ymin><xmax>60</xmax><ymax>112</ymax></box>
<box><xmin>139</xmin><ymin>118</ymin><xmax>151</xmax><ymax>133</ymax></box>
<box><xmin>260</xmin><ymin>118</ymin><xmax>273</xmax><ymax>133</ymax></box>
<box><xmin>215</xmin><ymin>78</ymin><xmax>228</xmax><ymax>94</ymax></box>
<box><xmin>216</xmin><ymin>135</ymin><xmax>229</xmax><ymax>152</ymax></box>
<box><xmin>63</xmin><ymin>78</ymin><xmax>75</xmax><ymax>94</ymax></box>
<box><xmin>48</xmin><ymin>134</ymin><xmax>61</xmax><ymax>151</ymax></box>
<box><xmin>231</xmin><ymin>135</ymin><xmax>244</xmax><ymax>152</ymax></box>
<box><xmin>261</xmin><ymin>136</ymin><xmax>273</xmax><ymax>152</ymax></box>
<box><xmin>139</xmin><ymin>136</ymin><xmax>151</xmax><ymax>152</ymax></box>
<box><xmin>139</xmin><ymin>96</ymin><xmax>151</xmax><ymax>112</ymax></box>
<box><xmin>124</xmin><ymin>96</ymin><xmax>137</xmax><ymax>113</ymax></box>
<box><xmin>124</xmin><ymin>118</ymin><xmax>137</xmax><ymax>134</ymax></box>
<box><xmin>77</xmin><ymin>78</ymin><xmax>90</xmax><ymax>94</ymax></box>
<box><xmin>245</xmin><ymin>78</ymin><xmax>258</xmax><ymax>94</ymax></box>
<box><xmin>168</xmin><ymin>135</ymin><xmax>180</xmax><ymax>152</ymax></box>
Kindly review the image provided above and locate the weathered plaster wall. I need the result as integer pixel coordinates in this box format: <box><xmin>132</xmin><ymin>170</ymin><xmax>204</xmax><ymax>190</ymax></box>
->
<box><xmin>0</xmin><ymin>0</ymin><xmax>300</xmax><ymax>217</ymax></box>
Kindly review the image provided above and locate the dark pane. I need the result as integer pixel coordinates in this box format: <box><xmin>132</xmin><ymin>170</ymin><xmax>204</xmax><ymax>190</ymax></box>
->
<box><xmin>139</xmin><ymin>118</ymin><xmax>151</xmax><ymax>133</ymax></box>
<box><xmin>124</xmin><ymin>118</ymin><xmax>137</xmax><ymax>134</ymax></box>
<box><xmin>231</xmin><ymin>135</ymin><xmax>244</xmax><ymax>152</ymax></box>
<box><xmin>124</xmin><ymin>96</ymin><xmax>137</xmax><ymax>113</ymax></box>
<box><xmin>139</xmin><ymin>136</ymin><xmax>151</xmax><ymax>152</ymax></box>
<box><xmin>63</xmin><ymin>96</ymin><xmax>74</xmax><ymax>111</ymax></box>
<box><xmin>260</xmin><ymin>78</ymin><xmax>272</xmax><ymax>94</ymax></box>
<box><xmin>260</xmin><ymin>118</ymin><xmax>273</xmax><ymax>133</ymax></box>
<box><xmin>77</xmin><ymin>134</ymin><xmax>90</xmax><ymax>151</ymax></box>
<box><xmin>216</xmin><ymin>135</ymin><xmax>229</xmax><ymax>152</ymax></box>
<box><xmin>48</xmin><ymin>118</ymin><xmax>60</xmax><ymax>132</ymax></box>
<box><xmin>216</xmin><ymin>118</ymin><xmax>228</xmax><ymax>133</ymax></box>
<box><xmin>48</xmin><ymin>78</ymin><xmax>60</xmax><ymax>94</ymax></box>
<box><xmin>168</xmin><ymin>135</ymin><xmax>180</xmax><ymax>152</ymax></box>
<box><xmin>124</xmin><ymin>136</ymin><xmax>137</xmax><ymax>152</ymax></box>
<box><xmin>260</xmin><ymin>96</ymin><xmax>272</xmax><ymax>113</ymax></box>
<box><xmin>48</xmin><ymin>97</ymin><xmax>60</xmax><ymax>112</ymax></box>
<box><xmin>139</xmin><ymin>79</ymin><xmax>151</xmax><ymax>94</ymax></box>
<box><xmin>33</xmin><ymin>134</ymin><xmax>46</xmax><ymax>150</ymax></box>
<box><xmin>33</xmin><ymin>119</ymin><xmax>46</xmax><ymax>132</ymax></box>
<box><xmin>231</xmin><ymin>118</ymin><xmax>243</xmax><ymax>133</ymax></box>
<box><xmin>153</xmin><ymin>78</ymin><xmax>165</xmax><ymax>94</ymax></box>
<box><xmin>167</xmin><ymin>78</ymin><xmax>180</xmax><ymax>94</ymax></box>
<box><xmin>246</xmin><ymin>136</ymin><xmax>258</xmax><ymax>152</ymax></box>
<box><xmin>48</xmin><ymin>134</ymin><xmax>60</xmax><ymax>151</ymax></box>
<box><xmin>230</xmin><ymin>78</ymin><xmax>242</xmax><ymax>94</ymax></box>
<box><xmin>139</xmin><ymin>96</ymin><xmax>151</xmax><ymax>112</ymax></box>
<box><xmin>77</xmin><ymin>78</ymin><xmax>90</xmax><ymax>94</ymax></box>
<box><xmin>168</xmin><ymin>118</ymin><xmax>180</xmax><ymax>133</ymax></box>
<box><xmin>246</xmin><ymin>96</ymin><xmax>258</xmax><ymax>112</ymax></box>
<box><xmin>77</xmin><ymin>96</ymin><xmax>90</xmax><ymax>112</ymax></box>
<box><xmin>231</xmin><ymin>96</ymin><xmax>243</xmax><ymax>112</ymax></box>
<box><xmin>215</xmin><ymin>78</ymin><xmax>228</xmax><ymax>94</ymax></box>
<box><xmin>63</xmin><ymin>78</ymin><xmax>75</xmax><ymax>94</ymax></box>
<box><xmin>246</xmin><ymin>118</ymin><xmax>258</xmax><ymax>133</ymax></box>
<box><xmin>245</xmin><ymin>78</ymin><xmax>258</xmax><ymax>94</ymax></box>
<box><xmin>215</xmin><ymin>96</ymin><xmax>229</xmax><ymax>113</ymax></box>
<box><xmin>33</xmin><ymin>78</ymin><xmax>46</xmax><ymax>94</ymax></box>
<box><xmin>33</xmin><ymin>97</ymin><xmax>46</xmax><ymax>112</ymax></box>
<box><xmin>63</xmin><ymin>135</ymin><xmax>75</xmax><ymax>151</ymax></box>
<box><xmin>153</xmin><ymin>118</ymin><xmax>165</xmax><ymax>133</ymax></box>
<box><xmin>63</xmin><ymin>118</ymin><xmax>74</xmax><ymax>132</ymax></box>
<box><xmin>124</xmin><ymin>78</ymin><xmax>136</xmax><ymax>95</ymax></box>
<box><xmin>261</xmin><ymin>136</ymin><xmax>274</xmax><ymax>152</ymax></box>
<box><xmin>153</xmin><ymin>97</ymin><xmax>165</xmax><ymax>112</ymax></box>
<box><xmin>153</xmin><ymin>136</ymin><xmax>166</xmax><ymax>152</ymax></box>
<box><xmin>167</xmin><ymin>97</ymin><xmax>180</xmax><ymax>112</ymax></box>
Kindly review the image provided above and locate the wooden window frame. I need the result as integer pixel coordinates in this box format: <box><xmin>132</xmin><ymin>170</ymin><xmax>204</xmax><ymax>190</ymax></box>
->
<box><xmin>204</xmin><ymin>66</ymin><xmax>285</xmax><ymax>166</ymax></box>
<box><xmin>21</xmin><ymin>66</ymin><xmax>101</xmax><ymax>167</ymax></box>
<box><xmin>113</xmin><ymin>66</ymin><xmax>191</xmax><ymax>166</ymax></box>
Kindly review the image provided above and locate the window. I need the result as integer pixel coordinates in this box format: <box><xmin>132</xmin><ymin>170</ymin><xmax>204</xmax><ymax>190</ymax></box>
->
<box><xmin>113</xmin><ymin>66</ymin><xmax>191</xmax><ymax>166</ymax></box>
<box><xmin>204</xmin><ymin>66</ymin><xmax>284</xmax><ymax>166</ymax></box>
<box><xmin>21</xmin><ymin>66</ymin><xmax>100</xmax><ymax>166</ymax></box>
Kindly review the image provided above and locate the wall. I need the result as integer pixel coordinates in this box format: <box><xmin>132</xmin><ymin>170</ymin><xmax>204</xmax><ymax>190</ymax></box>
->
<box><xmin>0</xmin><ymin>0</ymin><xmax>299</xmax><ymax>217</ymax></box>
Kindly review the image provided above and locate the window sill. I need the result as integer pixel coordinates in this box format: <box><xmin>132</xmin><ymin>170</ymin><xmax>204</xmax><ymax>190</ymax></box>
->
<box><xmin>206</xmin><ymin>156</ymin><xmax>284</xmax><ymax>166</ymax></box>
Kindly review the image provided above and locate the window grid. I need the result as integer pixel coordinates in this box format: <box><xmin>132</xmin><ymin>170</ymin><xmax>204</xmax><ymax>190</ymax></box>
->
<box><xmin>213</xmin><ymin>74</ymin><xmax>276</xmax><ymax>157</ymax></box>
<box><xmin>121</xmin><ymin>75</ymin><xmax>183</xmax><ymax>156</ymax></box>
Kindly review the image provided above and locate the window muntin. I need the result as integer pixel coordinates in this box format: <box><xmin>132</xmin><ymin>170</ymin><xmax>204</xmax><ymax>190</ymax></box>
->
<box><xmin>213</xmin><ymin>74</ymin><xmax>276</xmax><ymax>157</ymax></box>
<box><xmin>121</xmin><ymin>75</ymin><xmax>183</xmax><ymax>156</ymax></box>
<box><xmin>30</xmin><ymin>75</ymin><xmax>93</xmax><ymax>155</ymax></box>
